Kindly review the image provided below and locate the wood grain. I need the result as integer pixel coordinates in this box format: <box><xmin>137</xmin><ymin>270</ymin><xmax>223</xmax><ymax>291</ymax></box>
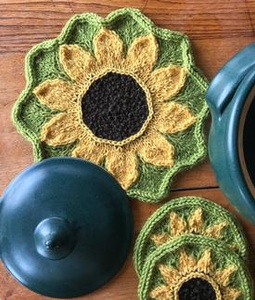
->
<box><xmin>0</xmin><ymin>1</ymin><xmax>255</xmax><ymax>299</ymax></box>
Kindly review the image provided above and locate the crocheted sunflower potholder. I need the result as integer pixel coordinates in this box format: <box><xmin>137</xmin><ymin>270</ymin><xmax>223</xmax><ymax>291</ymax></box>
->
<box><xmin>13</xmin><ymin>8</ymin><xmax>208</xmax><ymax>202</ymax></box>
<box><xmin>138</xmin><ymin>235</ymin><xmax>253</xmax><ymax>300</ymax></box>
<box><xmin>134</xmin><ymin>197</ymin><xmax>248</xmax><ymax>276</ymax></box>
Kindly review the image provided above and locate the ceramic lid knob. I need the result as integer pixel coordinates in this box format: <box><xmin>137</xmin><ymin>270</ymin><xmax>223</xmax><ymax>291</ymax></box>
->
<box><xmin>34</xmin><ymin>217</ymin><xmax>76</xmax><ymax>260</ymax></box>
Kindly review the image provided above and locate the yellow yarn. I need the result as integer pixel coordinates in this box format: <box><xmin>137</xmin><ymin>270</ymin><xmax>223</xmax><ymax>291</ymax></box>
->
<box><xmin>34</xmin><ymin>28</ymin><xmax>195</xmax><ymax>190</ymax></box>
<box><xmin>151</xmin><ymin>208</ymin><xmax>228</xmax><ymax>246</ymax></box>
<box><xmin>150</xmin><ymin>249</ymin><xmax>241</xmax><ymax>300</ymax></box>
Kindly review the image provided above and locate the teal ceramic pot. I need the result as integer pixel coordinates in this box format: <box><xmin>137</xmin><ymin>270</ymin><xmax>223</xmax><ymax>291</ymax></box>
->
<box><xmin>0</xmin><ymin>157</ymin><xmax>133</xmax><ymax>298</ymax></box>
<box><xmin>207</xmin><ymin>42</ymin><xmax>255</xmax><ymax>224</ymax></box>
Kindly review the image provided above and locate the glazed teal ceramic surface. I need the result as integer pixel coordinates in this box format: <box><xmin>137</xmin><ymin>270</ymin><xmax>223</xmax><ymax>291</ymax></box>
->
<box><xmin>207</xmin><ymin>42</ymin><xmax>255</xmax><ymax>224</ymax></box>
<box><xmin>0</xmin><ymin>157</ymin><xmax>133</xmax><ymax>298</ymax></box>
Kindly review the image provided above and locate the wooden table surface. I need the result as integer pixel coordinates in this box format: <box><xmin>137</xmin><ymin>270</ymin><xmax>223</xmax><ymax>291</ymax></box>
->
<box><xmin>1</xmin><ymin>1</ymin><xmax>255</xmax><ymax>299</ymax></box>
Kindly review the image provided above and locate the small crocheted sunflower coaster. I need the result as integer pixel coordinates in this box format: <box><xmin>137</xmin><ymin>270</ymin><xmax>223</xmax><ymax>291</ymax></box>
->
<box><xmin>134</xmin><ymin>197</ymin><xmax>248</xmax><ymax>276</ymax></box>
<box><xmin>13</xmin><ymin>8</ymin><xmax>208</xmax><ymax>202</ymax></box>
<box><xmin>138</xmin><ymin>235</ymin><xmax>253</xmax><ymax>300</ymax></box>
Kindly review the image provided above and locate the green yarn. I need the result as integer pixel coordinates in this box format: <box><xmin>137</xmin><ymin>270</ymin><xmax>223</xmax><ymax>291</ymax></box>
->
<box><xmin>12</xmin><ymin>8</ymin><xmax>208</xmax><ymax>202</ymax></box>
<box><xmin>138</xmin><ymin>235</ymin><xmax>253</xmax><ymax>300</ymax></box>
<box><xmin>134</xmin><ymin>197</ymin><xmax>248</xmax><ymax>277</ymax></box>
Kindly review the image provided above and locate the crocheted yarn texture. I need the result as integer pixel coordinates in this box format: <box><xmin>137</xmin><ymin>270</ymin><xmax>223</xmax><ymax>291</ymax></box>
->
<box><xmin>138</xmin><ymin>235</ymin><xmax>253</xmax><ymax>300</ymax></box>
<box><xmin>13</xmin><ymin>8</ymin><xmax>208</xmax><ymax>202</ymax></box>
<box><xmin>134</xmin><ymin>197</ymin><xmax>248</xmax><ymax>276</ymax></box>
<box><xmin>134</xmin><ymin>197</ymin><xmax>253</xmax><ymax>299</ymax></box>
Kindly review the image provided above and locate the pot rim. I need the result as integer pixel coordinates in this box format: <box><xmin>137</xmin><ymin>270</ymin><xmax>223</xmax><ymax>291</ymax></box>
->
<box><xmin>222</xmin><ymin>66</ymin><xmax>255</xmax><ymax>221</ymax></box>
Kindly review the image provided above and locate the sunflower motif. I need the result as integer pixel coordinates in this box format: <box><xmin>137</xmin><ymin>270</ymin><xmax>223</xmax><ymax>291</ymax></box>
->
<box><xmin>13</xmin><ymin>9</ymin><xmax>209</xmax><ymax>201</ymax></box>
<box><xmin>151</xmin><ymin>208</ymin><xmax>228</xmax><ymax>247</ymax></box>
<box><xmin>33</xmin><ymin>28</ymin><xmax>196</xmax><ymax>190</ymax></box>
<box><xmin>150</xmin><ymin>249</ymin><xmax>241</xmax><ymax>300</ymax></box>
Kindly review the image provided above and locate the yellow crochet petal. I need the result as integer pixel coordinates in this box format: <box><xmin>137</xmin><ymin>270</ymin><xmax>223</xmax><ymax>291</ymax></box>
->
<box><xmin>150</xmin><ymin>285</ymin><xmax>170</xmax><ymax>300</ymax></box>
<box><xmin>41</xmin><ymin>113</ymin><xmax>80</xmax><ymax>146</ymax></box>
<box><xmin>137</xmin><ymin>132</ymin><xmax>175</xmax><ymax>167</ymax></box>
<box><xmin>196</xmin><ymin>249</ymin><xmax>212</xmax><ymax>273</ymax></box>
<box><xmin>156</xmin><ymin>102</ymin><xmax>196</xmax><ymax>134</ymax></box>
<box><xmin>105</xmin><ymin>148</ymin><xmax>138</xmax><ymax>190</ymax></box>
<box><xmin>148</xmin><ymin>65</ymin><xmax>187</xmax><ymax>102</ymax></box>
<box><xmin>159</xmin><ymin>264</ymin><xmax>180</xmax><ymax>285</ymax></box>
<box><xmin>59</xmin><ymin>44</ymin><xmax>96</xmax><ymax>82</ymax></box>
<box><xmin>93</xmin><ymin>28</ymin><xmax>124</xmax><ymax>67</ymax></box>
<box><xmin>72</xmin><ymin>136</ymin><xmax>107</xmax><ymax>164</ymax></box>
<box><xmin>34</xmin><ymin>79</ymin><xmax>74</xmax><ymax>111</ymax></box>
<box><xmin>178</xmin><ymin>250</ymin><xmax>197</xmax><ymax>272</ymax></box>
<box><xmin>126</xmin><ymin>34</ymin><xmax>158</xmax><ymax>80</ymax></box>
<box><xmin>214</xmin><ymin>265</ymin><xmax>237</xmax><ymax>287</ymax></box>
<box><xmin>205</xmin><ymin>221</ymin><xmax>228</xmax><ymax>238</ymax></box>
<box><xmin>151</xmin><ymin>233</ymin><xmax>169</xmax><ymax>247</ymax></box>
<box><xmin>169</xmin><ymin>212</ymin><xmax>187</xmax><ymax>236</ymax></box>
<box><xmin>221</xmin><ymin>287</ymin><xmax>242</xmax><ymax>300</ymax></box>
<box><xmin>188</xmin><ymin>208</ymin><xmax>204</xmax><ymax>234</ymax></box>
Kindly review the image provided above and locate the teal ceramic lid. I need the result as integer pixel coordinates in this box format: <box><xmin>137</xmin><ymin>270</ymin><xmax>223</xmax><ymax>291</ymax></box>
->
<box><xmin>0</xmin><ymin>157</ymin><xmax>133</xmax><ymax>298</ymax></box>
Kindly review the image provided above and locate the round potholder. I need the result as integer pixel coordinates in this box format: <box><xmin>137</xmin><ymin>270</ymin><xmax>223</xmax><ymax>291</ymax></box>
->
<box><xmin>13</xmin><ymin>8</ymin><xmax>208</xmax><ymax>202</ymax></box>
<box><xmin>134</xmin><ymin>197</ymin><xmax>248</xmax><ymax>276</ymax></box>
<box><xmin>138</xmin><ymin>234</ymin><xmax>253</xmax><ymax>300</ymax></box>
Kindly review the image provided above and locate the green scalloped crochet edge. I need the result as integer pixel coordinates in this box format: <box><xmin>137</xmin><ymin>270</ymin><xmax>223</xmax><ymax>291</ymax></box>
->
<box><xmin>138</xmin><ymin>234</ymin><xmax>253</xmax><ymax>300</ymax></box>
<box><xmin>12</xmin><ymin>8</ymin><xmax>208</xmax><ymax>202</ymax></box>
<box><xmin>134</xmin><ymin>196</ymin><xmax>249</xmax><ymax>277</ymax></box>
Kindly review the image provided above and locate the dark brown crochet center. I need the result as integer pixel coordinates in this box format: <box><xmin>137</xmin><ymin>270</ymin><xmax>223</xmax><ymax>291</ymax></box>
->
<box><xmin>178</xmin><ymin>278</ymin><xmax>216</xmax><ymax>300</ymax></box>
<box><xmin>81</xmin><ymin>72</ymin><xmax>149</xmax><ymax>141</ymax></box>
